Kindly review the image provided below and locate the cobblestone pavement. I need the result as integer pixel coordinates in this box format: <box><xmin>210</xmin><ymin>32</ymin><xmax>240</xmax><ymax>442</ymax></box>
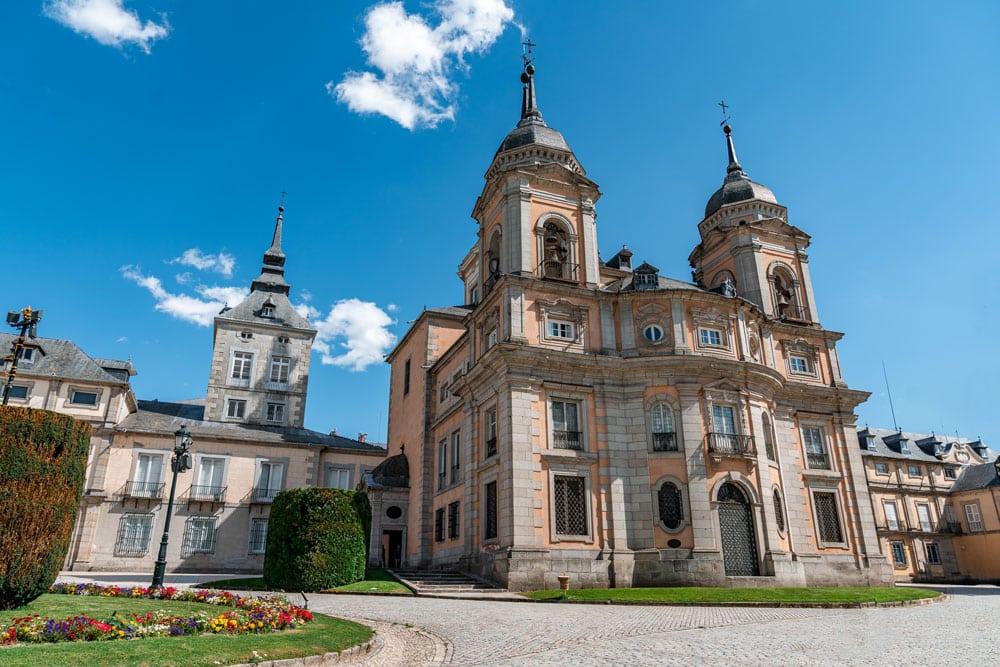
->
<box><xmin>309</xmin><ymin>586</ymin><xmax>999</xmax><ymax>667</ymax></box>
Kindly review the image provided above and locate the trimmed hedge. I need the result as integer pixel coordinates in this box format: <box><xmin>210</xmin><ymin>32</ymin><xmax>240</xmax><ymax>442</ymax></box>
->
<box><xmin>0</xmin><ymin>406</ymin><xmax>91</xmax><ymax>610</ymax></box>
<box><xmin>263</xmin><ymin>488</ymin><xmax>369</xmax><ymax>592</ymax></box>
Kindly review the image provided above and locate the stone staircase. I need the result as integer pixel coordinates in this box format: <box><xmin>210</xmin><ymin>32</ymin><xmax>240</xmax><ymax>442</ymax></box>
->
<box><xmin>390</xmin><ymin>568</ymin><xmax>509</xmax><ymax>596</ymax></box>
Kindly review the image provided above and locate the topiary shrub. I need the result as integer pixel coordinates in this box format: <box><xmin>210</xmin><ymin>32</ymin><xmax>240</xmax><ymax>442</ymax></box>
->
<box><xmin>263</xmin><ymin>488</ymin><xmax>369</xmax><ymax>592</ymax></box>
<box><xmin>0</xmin><ymin>406</ymin><xmax>91</xmax><ymax>610</ymax></box>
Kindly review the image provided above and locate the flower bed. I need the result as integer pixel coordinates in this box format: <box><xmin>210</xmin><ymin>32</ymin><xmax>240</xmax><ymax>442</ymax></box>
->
<box><xmin>2</xmin><ymin>583</ymin><xmax>313</xmax><ymax>645</ymax></box>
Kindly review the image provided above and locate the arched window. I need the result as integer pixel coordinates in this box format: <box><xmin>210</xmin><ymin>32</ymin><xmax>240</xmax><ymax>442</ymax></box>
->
<box><xmin>761</xmin><ymin>413</ymin><xmax>776</xmax><ymax>461</ymax></box>
<box><xmin>658</xmin><ymin>482</ymin><xmax>683</xmax><ymax>530</ymax></box>
<box><xmin>773</xmin><ymin>488</ymin><xmax>786</xmax><ymax>533</ymax></box>
<box><xmin>651</xmin><ymin>403</ymin><xmax>677</xmax><ymax>452</ymax></box>
<box><xmin>541</xmin><ymin>221</ymin><xmax>569</xmax><ymax>279</ymax></box>
<box><xmin>485</xmin><ymin>230</ymin><xmax>501</xmax><ymax>291</ymax></box>
<box><xmin>770</xmin><ymin>266</ymin><xmax>801</xmax><ymax>320</ymax></box>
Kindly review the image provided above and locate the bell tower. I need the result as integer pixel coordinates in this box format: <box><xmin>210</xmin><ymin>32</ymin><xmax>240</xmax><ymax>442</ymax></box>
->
<box><xmin>689</xmin><ymin>123</ymin><xmax>821</xmax><ymax>325</ymax></box>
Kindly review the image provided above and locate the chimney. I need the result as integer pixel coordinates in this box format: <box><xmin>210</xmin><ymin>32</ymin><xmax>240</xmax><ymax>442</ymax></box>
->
<box><xmin>358</xmin><ymin>432</ymin><xmax>368</xmax><ymax>443</ymax></box>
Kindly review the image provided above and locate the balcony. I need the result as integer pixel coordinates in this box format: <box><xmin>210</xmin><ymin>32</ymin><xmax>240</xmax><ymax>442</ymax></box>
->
<box><xmin>537</xmin><ymin>261</ymin><xmax>579</xmax><ymax>284</ymax></box>
<box><xmin>939</xmin><ymin>521</ymin><xmax>963</xmax><ymax>535</ymax></box>
<box><xmin>806</xmin><ymin>452</ymin><xmax>831</xmax><ymax>470</ymax></box>
<box><xmin>778</xmin><ymin>305</ymin><xmax>813</xmax><ymax>325</ymax></box>
<box><xmin>707</xmin><ymin>433</ymin><xmax>756</xmax><ymax>458</ymax></box>
<box><xmin>652</xmin><ymin>432</ymin><xmax>678</xmax><ymax>452</ymax></box>
<box><xmin>189</xmin><ymin>484</ymin><xmax>227</xmax><ymax>502</ymax></box>
<box><xmin>124</xmin><ymin>480</ymin><xmax>164</xmax><ymax>499</ymax></box>
<box><xmin>552</xmin><ymin>430</ymin><xmax>583</xmax><ymax>451</ymax></box>
<box><xmin>250</xmin><ymin>487</ymin><xmax>279</xmax><ymax>504</ymax></box>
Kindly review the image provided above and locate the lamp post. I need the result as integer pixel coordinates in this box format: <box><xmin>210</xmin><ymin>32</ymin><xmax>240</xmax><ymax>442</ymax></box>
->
<box><xmin>150</xmin><ymin>426</ymin><xmax>193</xmax><ymax>590</ymax></box>
<box><xmin>2</xmin><ymin>306</ymin><xmax>43</xmax><ymax>406</ymax></box>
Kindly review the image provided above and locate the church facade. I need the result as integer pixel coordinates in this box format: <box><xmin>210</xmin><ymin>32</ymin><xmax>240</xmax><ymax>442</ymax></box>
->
<box><xmin>380</xmin><ymin>62</ymin><xmax>894</xmax><ymax>589</ymax></box>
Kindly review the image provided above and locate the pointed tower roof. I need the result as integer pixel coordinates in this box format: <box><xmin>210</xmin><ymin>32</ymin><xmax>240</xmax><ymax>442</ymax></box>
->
<box><xmin>251</xmin><ymin>205</ymin><xmax>290</xmax><ymax>295</ymax></box>
<box><xmin>704</xmin><ymin>124</ymin><xmax>777</xmax><ymax>218</ymax></box>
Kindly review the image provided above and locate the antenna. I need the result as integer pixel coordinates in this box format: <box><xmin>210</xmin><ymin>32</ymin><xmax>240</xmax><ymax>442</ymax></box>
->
<box><xmin>718</xmin><ymin>100</ymin><xmax>731</xmax><ymax>126</ymax></box>
<box><xmin>882</xmin><ymin>360</ymin><xmax>899</xmax><ymax>432</ymax></box>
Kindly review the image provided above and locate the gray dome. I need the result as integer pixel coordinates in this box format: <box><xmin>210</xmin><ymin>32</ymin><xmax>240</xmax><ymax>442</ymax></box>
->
<box><xmin>704</xmin><ymin>173</ymin><xmax>777</xmax><ymax>218</ymax></box>
<box><xmin>495</xmin><ymin>121</ymin><xmax>572</xmax><ymax>156</ymax></box>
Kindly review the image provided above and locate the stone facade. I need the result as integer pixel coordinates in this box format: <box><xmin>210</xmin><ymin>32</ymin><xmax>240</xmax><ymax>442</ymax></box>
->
<box><xmin>381</xmin><ymin>62</ymin><xmax>894</xmax><ymax>590</ymax></box>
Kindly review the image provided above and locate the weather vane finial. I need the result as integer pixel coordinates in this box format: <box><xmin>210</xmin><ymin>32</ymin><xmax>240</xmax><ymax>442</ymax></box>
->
<box><xmin>522</xmin><ymin>39</ymin><xmax>536</xmax><ymax>68</ymax></box>
<box><xmin>718</xmin><ymin>100</ymin><xmax>731</xmax><ymax>127</ymax></box>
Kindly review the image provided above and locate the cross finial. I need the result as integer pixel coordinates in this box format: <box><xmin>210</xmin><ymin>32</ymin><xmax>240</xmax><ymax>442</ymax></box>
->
<box><xmin>279</xmin><ymin>191</ymin><xmax>287</xmax><ymax>207</ymax></box>
<box><xmin>522</xmin><ymin>39</ymin><xmax>536</xmax><ymax>68</ymax></box>
<box><xmin>718</xmin><ymin>100</ymin><xmax>730</xmax><ymax>127</ymax></box>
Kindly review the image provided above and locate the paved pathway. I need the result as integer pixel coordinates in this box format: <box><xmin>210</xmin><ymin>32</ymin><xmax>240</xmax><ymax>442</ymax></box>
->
<box><xmin>308</xmin><ymin>586</ymin><xmax>999</xmax><ymax>666</ymax></box>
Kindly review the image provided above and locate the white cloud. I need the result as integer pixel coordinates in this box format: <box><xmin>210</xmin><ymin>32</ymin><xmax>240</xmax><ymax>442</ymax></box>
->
<box><xmin>331</xmin><ymin>0</ymin><xmax>514</xmax><ymax>130</ymax></box>
<box><xmin>122</xmin><ymin>265</ymin><xmax>248</xmax><ymax>326</ymax></box>
<box><xmin>44</xmin><ymin>0</ymin><xmax>170</xmax><ymax>54</ymax></box>
<box><xmin>169</xmin><ymin>248</ymin><xmax>236</xmax><ymax>278</ymax></box>
<box><xmin>311</xmin><ymin>299</ymin><xmax>396</xmax><ymax>371</ymax></box>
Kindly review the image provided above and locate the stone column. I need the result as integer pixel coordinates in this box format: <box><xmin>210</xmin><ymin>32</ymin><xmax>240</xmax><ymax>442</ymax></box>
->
<box><xmin>580</xmin><ymin>198</ymin><xmax>600</xmax><ymax>287</ymax></box>
<box><xmin>599</xmin><ymin>301</ymin><xmax>616</xmax><ymax>354</ymax></box>
<box><xmin>677</xmin><ymin>385</ymin><xmax>716</xmax><ymax>553</ymax></box>
<box><xmin>671</xmin><ymin>299</ymin><xmax>689</xmax><ymax>353</ymax></box>
<box><xmin>797</xmin><ymin>250</ymin><xmax>821</xmax><ymax>324</ymax></box>
<box><xmin>505</xmin><ymin>286</ymin><xmax>527</xmax><ymax>343</ymax></box>
<box><xmin>619</xmin><ymin>301</ymin><xmax>637</xmax><ymax>356</ymax></box>
<box><xmin>506</xmin><ymin>379</ymin><xmax>541</xmax><ymax>547</ymax></box>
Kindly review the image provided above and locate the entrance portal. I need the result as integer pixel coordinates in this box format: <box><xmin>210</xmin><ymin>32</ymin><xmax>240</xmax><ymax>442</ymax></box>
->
<box><xmin>383</xmin><ymin>530</ymin><xmax>403</xmax><ymax>569</ymax></box>
<box><xmin>718</xmin><ymin>482</ymin><xmax>759</xmax><ymax>576</ymax></box>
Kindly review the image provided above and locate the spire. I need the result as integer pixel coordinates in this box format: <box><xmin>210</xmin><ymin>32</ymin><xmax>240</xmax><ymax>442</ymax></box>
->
<box><xmin>251</xmin><ymin>203</ymin><xmax>290</xmax><ymax>295</ymax></box>
<box><xmin>518</xmin><ymin>40</ymin><xmax>543</xmax><ymax>127</ymax></box>
<box><xmin>723</xmin><ymin>124</ymin><xmax>743</xmax><ymax>175</ymax></box>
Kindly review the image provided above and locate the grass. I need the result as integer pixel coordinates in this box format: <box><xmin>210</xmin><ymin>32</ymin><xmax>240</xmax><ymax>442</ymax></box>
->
<box><xmin>198</xmin><ymin>569</ymin><xmax>412</xmax><ymax>596</ymax></box>
<box><xmin>523</xmin><ymin>586</ymin><xmax>942</xmax><ymax>605</ymax></box>
<box><xmin>0</xmin><ymin>594</ymin><xmax>372</xmax><ymax>667</ymax></box>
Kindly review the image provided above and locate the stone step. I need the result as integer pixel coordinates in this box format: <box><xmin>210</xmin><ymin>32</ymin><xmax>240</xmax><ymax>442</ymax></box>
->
<box><xmin>391</xmin><ymin>568</ymin><xmax>504</xmax><ymax>593</ymax></box>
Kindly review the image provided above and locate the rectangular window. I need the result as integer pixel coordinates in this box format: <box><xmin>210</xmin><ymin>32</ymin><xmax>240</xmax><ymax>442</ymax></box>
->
<box><xmin>699</xmin><ymin>328</ymin><xmax>723</xmax><ymax>347</ymax></box>
<box><xmin>883</xmin><ymin>501</ymin><xmax>900</xmax><ymax>531</ymax></box>
<box><xmin>269</xmin><ymin>355</ymin><xmax>291</xmax><ymax>387</ymax></box>
<box><xmin>437</xmin><ymin>440</ymin><xmax>448</xmax><ymax>490</ymax></box>
<box><xmin>325</xmin><ymin>466</ymin><xmax>351</xmax><ymax>489</ymax></box>
<box><xmin>231</xmin><ymin>351</ymin><xmax>253</xmax><ymax>386</ymax></box>
<box><xmin>439</xmin><ymin>382</ymin><xmax>450</xmax><ymax>403</ymax></box>
<box><xmin>802</xmin><ymin>426</ymin><xmax>830</xmax><ymax>470</ymax></box>
<box><xmin>226</xmin><ymin>398</ymin><xmax>247</xmax><ymax>419</ymax></box>
<box><xmin>192</xmin><ymin>457</ymin><xmax>226</xmax><ymax>501</ymax></box>
<box><xmin>448</xmin><ymin>501</ymin><xmax>460</xmax><ymax>539</ymax></box>
<box><xmin>7</xmin><ymin>385</ymin><xmax>28</xmax><ymax>400</ymax></box>
<box><xmin>964</xmin><ymin>503</ymin><xmax>984</xmax><ymax>532</ymax></box>
<box><xmin>185</xmin><ymin>517</ymin><xmax>217</xmax><ymax>554</ymax></box>
<box><xmin>944</xmin><ymin>468</ymin><xmax>957</xmax><ymax>480</ymax></box>
<box><xmin>130</xmin><ymin>453</ymin><xmax>164</xmax><ymax>498</ymax></box>
<box><xmin>434</xmin><ymin>507</ymin><xmax>445</xmax><ymax>542</ymax></box>
<box><xmin>875</xmin><ymin>462</ymin><xmax>889</xmax><ymax>475</ymax></box>
<box><xmin>890</xmin><ymin>540</ymin><xmax>907</xmax><ymax>566</ymax></box>
<box><xmin>547</xmin><ymin>320</ymin><xmax>574</xmax><ymax>339</ymax></box>
<box><xmin>450</xmin><ymin>431</ymin><xmax>461</xmax><ymax>484</ymax></box>
<box><xmin>248</xmin><ymin>517</ymin><xmax>269</xmax><ymax>554</ymax></box>
<box><xmin>925</xmin><ymin>542</ymin><xmax>941</xmax><ymax>565</ymax></box>
<box><xmin>553</xmin><ymin>475</ymin><xmax>588</xmax><ymax>536</ymax></box>
<box><xmin>70</xmin><ymin>390</ymin><xmax>98</xmax><ymax>406</ymax></box>
<box><xmin>789</xmin><ymin>355</ymin><xmax>810</xmax><ymax>374</ymax></box>
<box><xmin>486</xmin><ymin>329</ymin><xmax>498</xmax><ymax>349</ymax></box>
<box><xmin>484</xmin><ymin>481</ymin><xmax>498</xmax><ymax>541</ymax></box>
<box><xmin>115</xmin><ymin>513</ymin><xmax>154</xmax><ymax>556</ymax></box>
<box><xmin>635</xmin><ymin>272</ymin><xmax>657</xmax><ymax>289</ymax></box>
<box><xmin>266</xmin><ymin>402</ymin><xmax>285</xmax><ymax>424</ymax></box>
<box><xmin>485</xmin><ymin>407</ymin><xmax>498</xmax><ymax>458</ymax></box>
<box><xmin>813</xmin><ymin>491</ymin><xmax>844</xmax><ymax>544</ymax></box>
<box><xmin>253</xmin><ymin>461</ymin><xmax>284</xmax><ymax>503</ymax></box>
<box><xmin>916</xmin><ymin>503</ymin><xmax>933</xmax><ymax>532</ymax></box>
<box><xmin>712</xmin><ymin>404</ymin><xmax>736</xmax><ymax>435</ymax></box>
<box><xmin>908</xmin><ymin>464</ymin><xmax>922</xmax><ymax>478</ymax></box>
<box><xmin>403</xmin><ymin>359</ymin><xmax>411</xmax><ymax>395</ymax></box>
<box><xmin>551</xmin><ymin>400</ymin><xmax>582</xmax><ymax>450</ymax></box>
<box><xmin>17</xmin><ymin>347</ymin><xmax>35</xmax><ymax>364</ymax></box>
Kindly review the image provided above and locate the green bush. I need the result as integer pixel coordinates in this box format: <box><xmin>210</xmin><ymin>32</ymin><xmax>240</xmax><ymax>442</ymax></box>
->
<box><xmin>263</xmin><ymin>488</ymin><xmax>369</xmax><ymax>592</ymax></box>
<box><xmin>0</xmin><ymin>407</ymin><xmax>90</xmax><ymax>610</ymax></box>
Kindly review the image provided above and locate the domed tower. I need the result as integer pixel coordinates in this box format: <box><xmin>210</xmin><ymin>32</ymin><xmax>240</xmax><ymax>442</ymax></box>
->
<box><xmin>469</xmin><ymin>57</ymin><xmax>603</xmax><ymax>312</ymax></box>
<box><xmin>205</xmin><ymin>206</ymin><xmax>317</xmax><ymax>427</ymax></box>
<box><xmin>689</xmin><ymin>124</ymin><xmax>820</xmax><ymax>325</ymax></box>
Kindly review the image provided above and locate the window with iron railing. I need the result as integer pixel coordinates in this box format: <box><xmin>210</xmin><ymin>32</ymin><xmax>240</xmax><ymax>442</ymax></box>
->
<box><xmin>802</xmin><ymin>426</ymin><xmax>830</xmax><ymax>470</ymax></box>
<box><xmin>551</xmin><ymin>400</ymin><xmax>582</xmax><ymax>450</ymax></box>
<box><xmin>115</xmin><ymin>513</ymin><xmax>154</xmax><ymax>556</ymax></box>
<box><xmin>189</xmin><ymin>485</ymin><xmax>226</xmax><ymax>502</ymax></box>
<box><xmin>124</xmin><ymin>480</ymin><xmax>165</xmax><ymax>499</ymax></box>
<box><xmin>650</xmin><ymin>404</ymin><xmax>677</xmax><ymax>452</ymax></box>
<box><xmin>707</xmin><ymin>432</ymin><xmax>756</xmax><ymax>456</ymax></box>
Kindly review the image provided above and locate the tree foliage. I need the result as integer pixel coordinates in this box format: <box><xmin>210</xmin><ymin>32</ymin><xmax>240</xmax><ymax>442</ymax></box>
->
<box><xmin>0</xmin><ymin>406</ymin><xmax>90</xmax><ymax>609</ymax></box>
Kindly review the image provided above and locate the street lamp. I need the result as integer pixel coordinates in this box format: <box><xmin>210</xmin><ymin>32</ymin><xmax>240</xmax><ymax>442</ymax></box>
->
<box><xmin>150</xmin><ymin>426</ymin><xmax>193</xmax><ymax>590</ymax></box>
<box><xmin>2</xmin><ymin>306</ymin><xmax>43</xmax><ymax>406</ymax></box>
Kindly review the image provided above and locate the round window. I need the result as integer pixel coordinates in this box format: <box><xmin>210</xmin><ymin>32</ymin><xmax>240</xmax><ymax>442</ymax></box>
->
<box><xmin>385</xmin><ymin>506</ymin><xmax>403</xmax><ymax>519</ymax></box>
<box><xmin>643</xmin><ymin>324</ymin><xmax>664</xmax><ymax>342</ymax></box>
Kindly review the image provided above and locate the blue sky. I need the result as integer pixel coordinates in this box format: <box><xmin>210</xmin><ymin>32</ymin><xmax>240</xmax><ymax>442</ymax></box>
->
<box><xmin>2</xmin><ymin>1</ymin><xmax>998</xmax><ymax>447</ymax></box>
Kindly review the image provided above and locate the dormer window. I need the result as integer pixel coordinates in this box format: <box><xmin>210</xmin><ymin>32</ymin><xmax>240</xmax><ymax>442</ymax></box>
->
<box><xmin>16</xmin><ymin>347</ymin><xmax>35</xmax><ymax>365</ymax></box>
<box><xmin>633</xmin><ymin>262</ymin><xmax>659</xmax><ymax>290</ymax></box>
<box><xmin>260</xmin><ymin>298</ymin><xmax>277</xmax><ymax>318</ymax></box>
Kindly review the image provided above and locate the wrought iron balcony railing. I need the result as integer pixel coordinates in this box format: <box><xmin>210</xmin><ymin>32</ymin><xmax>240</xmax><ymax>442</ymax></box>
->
<box><xmin>250</xmin><ymin>487</ymin><xmax>279</xmax><ymax>504</ymax></box>
<box><xmin>778</xmin><ymin>305</ymin><xmax>813</xmax><ymax>324</ymax></box>
<box><xmin>707</xmin><ymin>433</ymin><xmax>756</xmax><ymax>457</ymax></box>
<box><xmin>537</xmin><ymin>261</ymin><xmax>579</xmax><ymax>283</ymax></box>
<box><xmin>552</xmin><ymin>430</ymin><xmax>583</xmax><ymax>450</ymax></box>
<box><xmin>124</xmin><ymin>480</ymin><xmax>164</xmax><ymax>499</ymax></box>
<box><xmin>806</xmin><ymin>452</ymin><xmax>831</xmax><ymax>470</ymax></box>
<box><xmin>189</xmin><ymin>484</ymin><xmax>227</xmax><ymax>502</ymax></box>
<box><xmin>652</xmin><ymin>432</ymin><xmax>678</xmax><ymax>452</ymax></box>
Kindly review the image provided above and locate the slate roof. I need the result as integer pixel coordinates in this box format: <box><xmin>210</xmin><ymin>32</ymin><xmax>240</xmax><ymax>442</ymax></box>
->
<box><xmin>950</xmin><ymin>462</ymin><xmax>1000</xmax><ymax>493</ymax></box>
<box><xmin>704</xmin><ymin>173</ymin><xmax>778</xmax><ymax>218</ymax></box>
<box><xmin>605</xmin><ymin>273</ymin><xmax>706</xmax><ymax>293</ymax></box>
<box><xmin>426</xmin><ymin>305</ymin><xmax>475</xmax><ymax>319</ymax></box>
<box><xmin>216</xmin><ymin>290</ymin><xmax>315</xmax><ymax>332</ymax></box>
<box><xmin>364</xmin><ymin>452</ymin><xmax>409</xmax><ymax>489</ymax></box>
<box><xmin>857</xmin><ymin>426</ymin><xmax>992</xmax><ymax>462</ymax></box>
<box><xmin>120</xmin><ymin>398</ymin><xmax>387</xmax><ymax>454</ymax></box>
<box><xmin>0</xmin><ymin>334</ymin><xmax>130</xmax><ymax>385</ymax></box>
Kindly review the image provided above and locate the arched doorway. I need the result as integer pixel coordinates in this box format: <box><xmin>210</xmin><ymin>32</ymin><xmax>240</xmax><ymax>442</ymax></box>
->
<box><xmin>718</xmin><ymin>482</ymin><xmax>759</xmax><ymax>576</ymax></box>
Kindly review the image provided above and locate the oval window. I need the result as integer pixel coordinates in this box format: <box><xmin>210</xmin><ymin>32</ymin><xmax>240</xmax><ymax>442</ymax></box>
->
<box><xmin>643</xmin><ymin>324</ymin><xmax>664</xmax><ymax>342</ymax></box>
<box><xmin>386</xmin><ymin>506</ymin><xmax>403</xmax><ymax>519</ymax></box>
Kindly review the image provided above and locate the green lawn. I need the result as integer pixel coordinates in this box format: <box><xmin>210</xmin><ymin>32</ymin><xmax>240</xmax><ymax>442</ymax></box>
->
<box><xmin>198</xmin><ymin>569</ymin><xmax>412</xmax><ymax>595</ymax></box>
<box><xmin>0</xmin><ymin>594</ymin><xmax>372</xmax><ymax>667</ymax></box>
<box><xmin>524</xmin><ymin>586</ymin><xmax>942</xmax><ymax>605</ymax></box>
